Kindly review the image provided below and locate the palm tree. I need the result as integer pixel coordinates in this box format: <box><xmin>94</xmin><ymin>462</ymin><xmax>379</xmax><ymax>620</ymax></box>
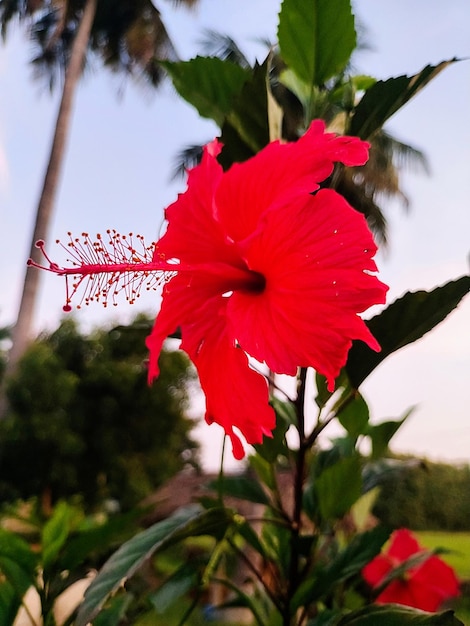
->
<box><xmin>0</xmin><ymin>0</ymin><xmax>198</xmax><ymax>395</ymax></box>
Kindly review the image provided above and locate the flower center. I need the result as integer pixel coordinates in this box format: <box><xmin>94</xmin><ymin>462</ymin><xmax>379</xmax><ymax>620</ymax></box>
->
<box><xmin>242</xmin><ymin>270</ymin><xmax>266</xmax><ymax>294</ymax></box>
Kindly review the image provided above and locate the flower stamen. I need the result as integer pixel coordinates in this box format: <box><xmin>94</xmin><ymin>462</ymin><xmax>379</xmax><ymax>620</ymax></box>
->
<box><xmin>28</xmin><ymin>232</ymin><xmax>173</xmax><ymax>311</ymax></box>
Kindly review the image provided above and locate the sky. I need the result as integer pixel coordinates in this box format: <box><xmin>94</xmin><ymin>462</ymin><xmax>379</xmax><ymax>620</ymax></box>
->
<box><xmin>1</xmin><ymin>0</ymin><xmax>469</xmax><ymax>471</ymax></box>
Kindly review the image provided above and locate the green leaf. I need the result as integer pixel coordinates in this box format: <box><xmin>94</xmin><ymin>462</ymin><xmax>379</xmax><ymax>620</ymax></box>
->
<box><xmin>216</xmin><ymin>577</ymin><xmax>268</xmax><ymax>626</ymax></box>
<box><xmin>208</xmin><ymin>475</ymin><xmax>270</xmax><ymax>506</ymax></box>
<box><xmin>235</xmin><ymin>519</ymin><xmax>268</xmax><ymax>561</ymax></box>
<box><xmin>279</xmin><ymin>68</ymin><xmax>314</xmax><ymax>115</ymax></box>
<box><xmin>0</xmin><ymin>529</ymin><xmax>37</xmax><ymax>575</ymax></box>
<box><xmin>309</xmin><ymin>444</ymin><xmax>344</xmax><ymax>489</ymax></box>
<box><xmin>162</xmin><ymin>57</ymin><xmax>250</xmax><ymax>127</ymax></box>
<box><xmin>336</xmin><ymin>526</ymin><xmax>390</xmax><ymax>581</ymax></box>
<box><xmin>346</xmin><ymin>276</ymin><xmax>470</xmax><ymax>389</ymax></box>
<box><xmin>92</xmin><ymin>594</ymin><xmax>133</xmax><ymax>626</ymax></box>
<box><xmin>338</xmin><ymin>393</ymin><xmax>369</xmax><ymax>438</ymax></box>
<box><xmin>0</xmin><ymin>582</ymin><xmax>21</xmax><ymax>626</ymax></box>
<box><xmin>293</xmin><ymin>525</ymin><xmax>390</xmax><ymax>609</ymax></box>
<box><xmin>149</xmin><ymin>563</ymin><xmax>198</xmax><ymax>614</ymax></box>
<box><xmin>0</xmin><ymin>529</ymin><xmax>37</xmax><ymax>601</ymax></box>
<box><xmin>350</xmin><ymin>59</ymin><xmax>457</xmax><ymax>138</ymax></box>
<box><xmin>278</xmin><ymin>0</ymin><xmax>356</xmax><ymax>85</ymax></box>
<box><xmin>367</xmin><ymin>408</ymin><xmax>414</xmax><ymax>459</ymax></box>
<box><xmin>315</xmin><ymin>372</ymin><xmax>332</xmax><ymax>408</ymax></box>
<box><xmin>315</xmin><ymin>456</ymin><xmax>362</xmax><ymax>520</ymax></box>
<box><xmin>75</xmin><ymin>505</ymin><xmax>233</xmax><ymax>626</ymax></box>
<box><xmin>338</xmin><ymin>605</ymin><xmax>463</xmax><ymax>625</ymax></box>
<box><xmin>219</xmin><ymin>60</ymin><xmax>270</xmax><ymax>168</ymax></box>
<box><xmin>254</xmin><ymin>397</ymin><xmax>292</xmax><ymax>462</ymax></box>
<box><xmin>350</xmin><ymin>488</ymin><xmax>380</xmax><ymax>532</ymax></box>
<box><xmin>249</xmin><ymin>454</ymin><xmax>275</xmax><ymax>490</ymax></box>
<box><xmin>350</xmin><ymin>75</ymin><xmax>376</xmax><ymax>91</ymax></box>
<box><xmin>262</xmin><ymin>521</ymin><xmax>292</xmax><ymax>579</ymax></box>
<box><xmin>59</xmin><ymin>509</ymin><xmax>140</xmax><ymax>571</ymax></box>
<box><xmin>308</xmin><ymin>609</ymin><xmax>343</xmax><ymax>626</ymax></box>
<box><xmin>42</xmin><ymin>501</ymin><xmax>72</xmax><ymax>571</ymax></box>
<box><xmin>271</xmin><ymin>396</ymin><xmax>297</xmax><ymax>426</ymax></box>
<box><xmin>330</xmin><ymin>526</ymin><xmax>391</xmax><ymax>581</ymax></box>
<box><xmin>0</xmin><ymin>559</ymin><xmax>36</xmax><ymax>607</ymax></box>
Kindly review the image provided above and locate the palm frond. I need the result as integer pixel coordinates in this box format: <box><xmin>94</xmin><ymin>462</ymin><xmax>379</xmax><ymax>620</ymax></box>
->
<box><xmin>198</xmin><ymin>29</ymin><xmax>251</xmax><ymax>69</ymax></box>
<box><xmin>29</xmin><ymin>8</ymin><xmax>74</xmax><ymax>91</ymax></box>
<box><xmin>91</xmin><ymin>0</ymin><xmax>178</xmax><ymax>89</ymax></box>
<box><xmin>8</xmin><ymin>0</ymin><xmax>201</xmax><ymax>92</ymax></box>
<box><xmin>164</xmin><ymin>0</ymin><xmax>199</xmax><ymax>7</ymax></box>
<box><xmin>171</xmin><ymin>143</ymin><xmax>204</xmax><ymax>181</ymax></box>
<box><xmin>378</xmin><ymin>130</ymin><xmax>431</xmax><ymax>175</ymax></box>
<box><xmin>355</xmin><ymin>17</ymin><xmax>374</xmax><ymax>54</ymax></box>
<box><xmin>336</xmin><ymin>168</ymin><xmax>389</xmax><ymax>246</ymax></box>
<box><xmin>0</xmin><ymin>0</ymin><xmax>32</xmax><ymax>38</ymax></box>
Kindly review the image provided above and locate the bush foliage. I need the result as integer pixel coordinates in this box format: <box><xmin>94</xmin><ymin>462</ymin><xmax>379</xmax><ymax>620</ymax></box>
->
<box><xmin>373</xmin><ymin>457</ymin><xmax>470</xmax><ymax>531</ymax></box>
<box><xmin>0</xmin><ymin>315</ymin><xmax>199</xmax><ymax>510</ymax></box>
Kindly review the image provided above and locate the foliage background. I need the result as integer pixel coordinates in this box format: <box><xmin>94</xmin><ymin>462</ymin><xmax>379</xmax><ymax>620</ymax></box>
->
<box><xmin>373</xmin><ymin>458</ymin><xmax>470</xmax><ymax>531</ymax></box>
<box><xmin>0</xmin><ymin>315</ymin><xmax>199</xmax><ymax>510</ymax></box>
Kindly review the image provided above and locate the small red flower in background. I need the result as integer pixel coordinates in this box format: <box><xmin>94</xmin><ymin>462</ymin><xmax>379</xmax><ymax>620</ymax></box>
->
<box><xmin>363</xmin><ymin>528</ymin><xmax>460</xmax><ymax>612</ymax></box>
<box><xmin>146</xmin><ymin>120</ymin><xmax>388</xmax><ymax>458</ymax></box>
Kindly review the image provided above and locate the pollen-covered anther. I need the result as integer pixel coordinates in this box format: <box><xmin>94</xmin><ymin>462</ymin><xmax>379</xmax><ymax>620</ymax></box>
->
<box><xmin>29</xmin><ymin>231</ymin><xmax>174</xmax><ymax>311</ymax></box>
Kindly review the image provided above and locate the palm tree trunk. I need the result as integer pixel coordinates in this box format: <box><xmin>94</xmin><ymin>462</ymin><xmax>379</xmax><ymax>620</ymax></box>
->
<box><xmin>1</xmin><ymin>0</ymin><xmax>98</xmax><ymax>413</ymax></box>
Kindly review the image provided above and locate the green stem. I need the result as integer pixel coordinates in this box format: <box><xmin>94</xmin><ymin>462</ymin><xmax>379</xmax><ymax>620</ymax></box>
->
<box><xmin>217</xmin><ymin>436</ymin><xmax>227</xmax><ymax>505</ymax></box>
<box><xmin>284</xmin><ymin>367</ymin><xmax>309</xmax><ymax>625</ymax></box>
<box><xmin>303</xmin><ymin>389</ymin><xmax>356</xmax><ymax>450</ymax></box>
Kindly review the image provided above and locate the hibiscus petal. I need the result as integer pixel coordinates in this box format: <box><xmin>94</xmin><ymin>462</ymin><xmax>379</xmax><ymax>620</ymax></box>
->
<box><xmin>146</xmin><ymin>276</ymin><xmax>189</xmax><ymax>381</ymax></box>
<box><xmin>375</xmin><ymin>580</ymin><xmax>416</xmax><ymax>608</ymax></box>
<box><xmin>377</xmin><ymin>570</ymin><xmax>457</xmax><ymax>613</ymax></box>
<box><xmin>228</xmin><ymin>189</ymin><xmax>387</xmax><ymax>389</ymax></box>
<box><xmin>215</xmin><ymin>120</ymin><xmax>370</xmax><ymax>242</ymax></box>
<box><xmin>405</xmin><ymin>580</ymin><xmax>448</xmax><ymax>613</ymax></box>
<box><xmin>387</xmin><ymin>529</ymin><xmax>421</xmax><ymax>561</ymax></box>
<box><xmin>184</xmin><ymin>314</ymin><xmax>275</xmax><ymax>460</ymax></box>
<box><xmin>362</xmin><ymin>555</ymin><xmax>392</xmax><ymax>587</ymax></box>
<box><xmin>146</xmin><ymin>273</ymin><xmax>223</xmax><ymax>381</ymax></box>
<box><xmin>411</xmin><ymin>556</ymin><xmax>460</xmax><ymax>611</ymax></box>
<box><xmin>154</xmin><ymin>141</ymin><xmax>239</xmax><ymax>268</ymax></box>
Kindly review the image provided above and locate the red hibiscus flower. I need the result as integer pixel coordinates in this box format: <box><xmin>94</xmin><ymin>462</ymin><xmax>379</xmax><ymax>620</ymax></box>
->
<box><xmin>145</xmin><ymin>120</ymin><xmax>388</xmax><ymax>459</ymax></box>
<box><xmin>31</xmin><ymin>121</ymin><xmax>388</xmax><ymax>458</ymax></box>
<box><xmin>363</xmin><ymin>528</ymin><xmax>460</xmax><ymax>612</ymax></box>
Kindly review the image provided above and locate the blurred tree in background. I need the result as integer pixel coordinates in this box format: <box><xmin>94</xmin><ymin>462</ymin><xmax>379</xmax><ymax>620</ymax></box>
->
<box><xmin>0</xmin><ymin>314</ymin><xmax>199</xmax><ymax>511</ymax></box>
<box><xmin>373</xmin><ymin>456</ymin><xmax>470</xmax><ymax>531</ymax></box>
